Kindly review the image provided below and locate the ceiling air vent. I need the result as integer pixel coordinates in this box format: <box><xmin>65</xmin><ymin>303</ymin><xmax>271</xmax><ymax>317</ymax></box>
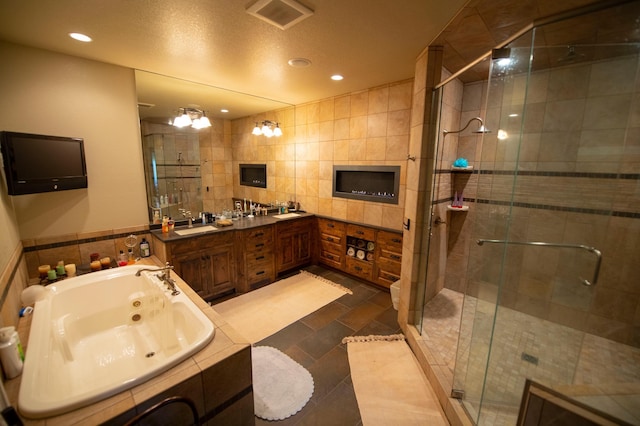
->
<box><xmin>246</xmin><ymin>0</ymin><xmax>314</xmax><ymax>30</ymax></box>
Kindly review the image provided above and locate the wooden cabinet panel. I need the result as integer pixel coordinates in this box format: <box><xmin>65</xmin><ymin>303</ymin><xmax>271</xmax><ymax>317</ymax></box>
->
<box><xmin>316</xmin><ymin>218</ymin><xmax>402</xmax><ymax>289</ymax></box>
<box><xmin>317</xmin><ymin>218</ymin><xmax>346</xmax><ymax>269</ymax></box>
<box><xmin>374</xmin><ymin>230</ymin><xmax>403</xmax><ymax>289</ymax></box>
<box><xmin>170</xmin><ymin>232</ymin><xmax>235</xmax><ymax>301</ymax></box>
<box><xmin>345</xmin><ymin>257</ymin><xmax>373</xmax><ymax>281</ymax></box>
<box><xmin>275</xmin><ymin>218</ymin><xmax>314</xmax><ymax>274</ymax></box>
<box><xmin>346</xmin><ymin>224</ymin><xmax>376</xmax><ymax>241</ymax></box>
<box><xmin>236</xmin><ymin>225</ymin><xmax>274</xmax><ymax>293</ymax></box>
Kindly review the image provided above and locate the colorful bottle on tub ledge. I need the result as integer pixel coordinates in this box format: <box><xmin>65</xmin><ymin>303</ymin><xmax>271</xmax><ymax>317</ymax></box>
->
<box><xmin>140</xmin><ymin>238</ymin><xmax>150</xmax><ymax>258</ymax></box>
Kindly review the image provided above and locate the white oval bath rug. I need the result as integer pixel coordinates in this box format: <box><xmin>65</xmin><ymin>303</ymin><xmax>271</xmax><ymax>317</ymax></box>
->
<box><xmin>252</xmin><ymin>345</ymin><xmax>314</xmax><ymax>420</ymax></box>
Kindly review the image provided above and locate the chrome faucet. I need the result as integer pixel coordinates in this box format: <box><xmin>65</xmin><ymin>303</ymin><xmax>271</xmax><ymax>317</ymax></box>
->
<box><xmin>135</xmin><ymin>262</ymin><xmax>180</xmax><ymax>295</ymax></box>
<box><xmin>179</xmin><ymin>209</ymin><xmax>194</xmax><ymax>228</ymax></box>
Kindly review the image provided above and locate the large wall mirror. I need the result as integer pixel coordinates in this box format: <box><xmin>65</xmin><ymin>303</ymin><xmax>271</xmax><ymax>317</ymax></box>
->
<box><xmin>135</xmin><ymin>70</ymin><xmax>295</xmax><ymax>224</ymax></box>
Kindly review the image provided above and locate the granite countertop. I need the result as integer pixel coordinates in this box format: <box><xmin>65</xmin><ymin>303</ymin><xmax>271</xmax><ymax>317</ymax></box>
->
<box><xmin>150</xmin><ymin>211</ymin><xmax>315</xmax><ymax>242</ymax></box>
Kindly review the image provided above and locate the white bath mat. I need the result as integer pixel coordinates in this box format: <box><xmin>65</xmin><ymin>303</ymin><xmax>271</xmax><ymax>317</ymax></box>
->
<box><xmin>343</xmin><ymin>334</ymin><xmax>448</xmax><ymax>425</ymax></box>
<box><xmin>252</xmin><ymin>346</ymin><xmax>314</xmax><ymax>420</ymax></box>
<box><xmin>214</xmin><ymin>270</ymin><xmax>351</xmax><ymax>343</ymax></box>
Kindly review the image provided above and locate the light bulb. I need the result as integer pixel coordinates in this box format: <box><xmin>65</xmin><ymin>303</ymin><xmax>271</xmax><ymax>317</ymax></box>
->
<box><xmin>191</xmin><ymin>118</ymin><xmax>202</xmax><ymax>129</ymax></box>
<box><xmin>261</xmin><ymin>123</ymin><xmax>270</xmax><ymax>134</ymax></box>
<box><xmin>263</xmin><ymin>127</ymin><xmax>274</xmax><ymax>138</ymax></box>
<box><xmin>199</xmin><ymin>115</ymin><xmax>211</xmax><ymax>128</ymax></box>
<box><xmin>273</xmin><ymin>124</ymin><xmax>283</xmax><ymax>137</ymax></box>
<box><xmin>252</xmin><ymin>123</ymin><xmax>262</xmax><ymax>135</ymax></box>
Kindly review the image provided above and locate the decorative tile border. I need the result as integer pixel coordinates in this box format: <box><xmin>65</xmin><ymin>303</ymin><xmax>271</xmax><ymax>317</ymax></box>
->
<box><xmin>23</xmin><ymin>229</ymin><xmax>150</xmax><ymax>253</ymax></box>
<box><xmin>433</xmin><ymin>169</ymin><xmax>640</xmax><ymax>218</ymax></box>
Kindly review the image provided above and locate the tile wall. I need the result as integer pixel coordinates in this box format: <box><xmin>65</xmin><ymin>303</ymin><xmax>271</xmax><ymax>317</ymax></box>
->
<box><xmin>432</xmin><ymin>55</ymin><xmax>640</xmax><ymax>347</ymax></box>
<box><xmin>231</xmin><ymin>80</ymin><xmax>414</xmax><ymax>231</ymax></box>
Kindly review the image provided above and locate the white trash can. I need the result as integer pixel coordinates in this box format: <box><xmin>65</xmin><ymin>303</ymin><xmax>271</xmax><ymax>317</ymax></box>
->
<box><xmin>390</xmin><ymin>280</ymin><xmax>401</xmax><ymax>310</ymax></box>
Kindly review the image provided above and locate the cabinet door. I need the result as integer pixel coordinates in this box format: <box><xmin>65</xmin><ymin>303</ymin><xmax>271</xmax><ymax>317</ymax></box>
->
<box><xmin>276</xmin><ymin>232</ymin><xmax>296</xmax><ymax>272</ymax></box>
<box><xmin>275</xmin><ymin>220</ymin><xmax>313</xmax><ymax>273</ymax></box>
<box><xmin>173</xmin><ymin>251</ymin><xmax>207</xmax><ymax>298</ymax></box>
<box><xmin>206</xmin><ymin>245</ymin><xmax>235</xmax><ymax>297</ymax></box>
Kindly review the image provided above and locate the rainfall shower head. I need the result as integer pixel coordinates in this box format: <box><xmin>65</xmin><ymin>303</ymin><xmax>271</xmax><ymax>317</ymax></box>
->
<box><xmin>443</xmin><ymin>117</ymin><xmax>490</xmax><ymax>136</ymax></box>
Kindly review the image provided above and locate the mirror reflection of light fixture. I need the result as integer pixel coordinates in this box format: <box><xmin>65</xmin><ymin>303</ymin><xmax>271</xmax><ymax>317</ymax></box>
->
<box><xmin>252</xmin><ymin>120</ymin><xmax>283</xmax><ymax>137</ymax></box>
<box><xmin>171</xmin><ymin>107</ymin><xmax>211</xmax><ymax>129</ymax></box>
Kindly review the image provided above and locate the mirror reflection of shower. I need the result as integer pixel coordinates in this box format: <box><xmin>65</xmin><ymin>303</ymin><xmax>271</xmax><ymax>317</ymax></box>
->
<box><xmin>443</xmin><ymin>117</ymin><xmax>491</xmax><ymax>136</ymax></box>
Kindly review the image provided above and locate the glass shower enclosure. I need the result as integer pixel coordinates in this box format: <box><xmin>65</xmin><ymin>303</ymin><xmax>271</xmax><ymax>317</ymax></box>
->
<box><xmin>419</xmin><ymin>2</ymin><xmax>640</xmax><ymax>424</ymax></box>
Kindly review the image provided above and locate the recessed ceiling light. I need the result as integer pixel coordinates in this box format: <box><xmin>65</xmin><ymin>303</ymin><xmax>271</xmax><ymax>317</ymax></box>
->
<box><xmin>288</xmin><ymin>58</ymin><xmax>312</xmax><ymax>68</ymax></box>
<box><xmin>221</xmin><ymin>109</ymin><xmax>229</xmax><ymax>113</ymax></box>
<box><xmin>331</xmin><ymin>74</ymin><xmax>344</xmax><ymax>81</ymax></box>
<box><xmin>69</xmin><ymin>32</ymin><xmax>92</xmax><ymax>42</ymax></box>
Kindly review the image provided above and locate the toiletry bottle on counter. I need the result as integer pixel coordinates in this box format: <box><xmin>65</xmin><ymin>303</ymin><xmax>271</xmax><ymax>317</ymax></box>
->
<box><xmin>140</xmin><ymin>238</ymin><xmax>150</xmax><ymax>258</ymax></box>
<box><xmin>0</xmin><ymin>326</ymin><xmax>24</xmax><ymax>379</ymax></box>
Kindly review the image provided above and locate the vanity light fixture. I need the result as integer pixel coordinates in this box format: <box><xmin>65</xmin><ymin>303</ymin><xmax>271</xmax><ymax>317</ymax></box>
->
<box><xmin>252</xmin><ymin>120</ymin><xmax>282</xmax><ymax>137</ymax></box>
<box><xmin>171</xmin><ymin>107</ymin><xmax>211</xmax><ymax>129</ymax></box>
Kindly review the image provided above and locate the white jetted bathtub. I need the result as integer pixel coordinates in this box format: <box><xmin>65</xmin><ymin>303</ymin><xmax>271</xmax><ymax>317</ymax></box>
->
<box><xmin>18</xmin><ymin>265</ymin><xmax>215</xmax><ymax>419</ymax></box>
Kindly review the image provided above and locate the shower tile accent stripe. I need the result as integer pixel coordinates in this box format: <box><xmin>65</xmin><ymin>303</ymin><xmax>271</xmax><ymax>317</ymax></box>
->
<box><xmin>432</xmin><ymin>168</ymin><xmax>640</xmax><ymax>218</ymax></box>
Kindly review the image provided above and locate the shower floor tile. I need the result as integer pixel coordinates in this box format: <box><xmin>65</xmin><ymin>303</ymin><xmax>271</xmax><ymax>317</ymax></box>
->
<box><xmin>420</xmin><ymin>288</ymin><xmax>640</xmax><ymax>425</ymax></box>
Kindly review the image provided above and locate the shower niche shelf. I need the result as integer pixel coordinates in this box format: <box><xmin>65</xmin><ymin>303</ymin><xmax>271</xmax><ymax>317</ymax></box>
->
<box><xmin>451</xmin><ymin>166</ymin><xmax>473</xmax><ymax>172</ymax></box>
<box><xmin>447</xmin><ymin>205</ymin><xmax>469</xmax><ymax>211</ymax></box>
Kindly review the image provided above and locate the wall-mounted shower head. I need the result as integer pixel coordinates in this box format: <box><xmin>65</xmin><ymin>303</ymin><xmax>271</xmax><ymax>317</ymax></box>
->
<box><xmin>443</xmin><ymin>117</ymin><xmax>490</xmax><ymax>136</ymax></box>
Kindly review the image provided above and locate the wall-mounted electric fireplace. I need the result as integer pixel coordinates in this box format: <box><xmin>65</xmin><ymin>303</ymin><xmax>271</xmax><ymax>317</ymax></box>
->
<box><xmin>333</xmin><ymin>165</ymin><xmax>400</xmax><ymax>204</ymax></box>
<box><xmin>239</xmin><ymin>163</ymin><xmax>267</xmax><ymax>188</ymax></box>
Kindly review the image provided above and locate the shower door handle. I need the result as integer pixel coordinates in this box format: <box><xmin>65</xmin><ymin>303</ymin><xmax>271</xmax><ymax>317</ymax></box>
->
<box><xmin>476</xmin><ymin>239</ymin><xmax>602</xmax><ymax>286</ymax></box>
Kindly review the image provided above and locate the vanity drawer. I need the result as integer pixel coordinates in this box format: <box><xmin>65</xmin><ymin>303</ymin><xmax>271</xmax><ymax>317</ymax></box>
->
<box><xmin>378</xmin><ymin>248</ymin><xmax>402</xmax><ymax>263</ymax></box>
<box><xmin>320</xmin><ymin>232</ymin><xmax>343</xmax><ymax>245</ymax></box>
<box><xmin>320</xmin><ymin>239</ymin><xmax>342</xmax><ymax>256</ymax></box>
<box><xmin>319</xmin><ymin>250</ymin><xmax>343</xmax><ymax>269</ymax></box>
<box><xmin>171</xmin><ymin>231</ymin><xmax>234</xmax><ymax>254</ymax></box>
<box><xmin>376</xmin><ymin>256</ymin><xmax>401</xmax><ymax>275</ymax></box>
<box><xmin>345</xmin><ymin>257</ymin><xmax>373</xmax><ymax>281</ymax></box>
<box><xmin>376</xmin><ymin>230</ymin><xmax>402</xmax><ymax>252</ymax></box>
<box><xmin>243</xmin><ymin>226</ymin><xmax>273</xmax><ymax>251</ymax></box>
<box><xmin>318</xmin><ymin>218</ymin><xmax>346</xmax><ymax>235</ymax></box>
<box><xmin>375</xmin><ymin>268</ymin><xmax>400</xmax><ymax>288</ymax></box>
<box><xmin>347</xmin><ymin>224</ymin><xmax>376</xmax><ymax>241</ymax></box>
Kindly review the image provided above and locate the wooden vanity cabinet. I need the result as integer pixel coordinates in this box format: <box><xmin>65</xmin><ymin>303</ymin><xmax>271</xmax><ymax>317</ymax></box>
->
<box><xmin>236</xmin><ymin>225</ymin><xmax>275</xmax><ymax>293</ymax></box>
<box><xmin>316</xmin><ymin>217</ymin><xmax>403</xmax><ymax>289</ymax></box>
<box><xmin>170</xmin><ymin>232</ymin><xmax>235</xmax><ymax>300</ymax></box>
<box><xmin>275</xmin><ymin>217</ymin><xmax>314</xmax><ymax>274</ymax></box>
<box><xmin>317</xmin><ymin>218</ymin><xmax>346</xmax><ymax>269</ymax></box>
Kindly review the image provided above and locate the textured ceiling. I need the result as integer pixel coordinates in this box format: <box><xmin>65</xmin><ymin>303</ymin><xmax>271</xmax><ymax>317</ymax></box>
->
<box><xmin>1</xmin><ymin>0</ymin><xmax>638</xmax><ymax>122</ymax></box>
<box><xmin>0</xmin><ymin>0</ymin><xmax>467</xmax><ymax>120</ymax></box>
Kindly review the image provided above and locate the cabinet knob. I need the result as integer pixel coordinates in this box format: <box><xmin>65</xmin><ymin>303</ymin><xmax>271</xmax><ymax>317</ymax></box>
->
<box><xmin>256</xmin><ymin>270</ymin><xmax>265</xmax><ymax>276</ymax></box>
<box><xmin>327</xmin><ymin>237</ymin><xmax>334</xmax><ymax>242</ymax></box>
<box><xmin>391</xmin><ymin>254</ymin><xmax>401</xmax><ymax>260</ymax></box>
<box><xmin>392</xmin><ymin>238</ymin><xmax>402</xmax><ymax>243</ymax></box>
<box><xmin>256</xmin><ymin>255</ymin><xmax>265</xmax><ymax>260</ymax></box>
<box><xmin>255</xmin><ymin>232</ymin><xmax>264</xmax><ymax>237</ymax></box>
<box><xmin>255</xmin><ymin>243</ymin><xmax>264</xmax><ymax>248</ymax></box>
<box><xmin>328</xmin><ymin>223</ymin><xmax>334</xmax><ymax>228</ymax></box>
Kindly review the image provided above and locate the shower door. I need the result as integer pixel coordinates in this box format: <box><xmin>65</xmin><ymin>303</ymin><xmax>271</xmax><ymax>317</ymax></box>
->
<box><xmin>453</xmin><ymin>2</ymin><xmax>640</xmax><ymax>424</ymax></box>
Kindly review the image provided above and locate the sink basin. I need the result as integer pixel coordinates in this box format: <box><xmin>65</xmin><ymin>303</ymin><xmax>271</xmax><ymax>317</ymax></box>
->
<box><xmin>174</xmin><ymin>225</ymin><xmax>217</xmax><ymax>236</ymax></box>
<box><xmin>273</xmin><ymin>213</ymin><xmax>301</xmax><ymax>219</ymax></box>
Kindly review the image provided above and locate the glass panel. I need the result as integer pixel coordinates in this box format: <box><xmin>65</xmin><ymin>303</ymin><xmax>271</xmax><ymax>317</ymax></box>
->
<box><xmin>452</xmin><ymin>3</ymin><xmax>640</xmax><ymax>424</ymax></box>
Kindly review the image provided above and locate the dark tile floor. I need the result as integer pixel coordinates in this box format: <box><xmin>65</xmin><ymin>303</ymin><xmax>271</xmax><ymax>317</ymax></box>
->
<box><xmin>220</xmin><ymin>264</ymin><xmax>401</xmax><ymax>425</ymax></box>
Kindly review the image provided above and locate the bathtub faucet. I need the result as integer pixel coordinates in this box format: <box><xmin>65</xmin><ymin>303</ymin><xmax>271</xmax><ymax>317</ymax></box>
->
<box><xmin>135</xmin><ymin>262</ymin><xmax>180</xmax><ymax>296</ymax></box>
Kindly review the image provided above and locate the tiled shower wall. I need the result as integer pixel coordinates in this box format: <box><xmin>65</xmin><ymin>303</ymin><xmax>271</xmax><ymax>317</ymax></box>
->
<box><xmin>434</xmin><ymin>55</ymin><xmax>640</xmax><ymax>347</ymax></box>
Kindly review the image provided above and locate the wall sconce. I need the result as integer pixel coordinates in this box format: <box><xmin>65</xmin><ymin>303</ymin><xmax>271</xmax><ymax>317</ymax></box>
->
<box><xmin>252</xmin><ymin>120</ymin><xmax>282</xmax><ymax>137</ymax></box>
<box><xmin>171</xmin><ymin>107</ymin><xmax>211</xmax><ymax>129</ymax></box>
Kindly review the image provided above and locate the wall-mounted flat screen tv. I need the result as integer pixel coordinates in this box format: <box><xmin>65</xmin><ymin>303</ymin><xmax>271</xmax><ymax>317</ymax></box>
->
<box><xmin>0</xmin><ymin>131</ymin><xmax>88</xmax><ymax>195</ymax></box>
